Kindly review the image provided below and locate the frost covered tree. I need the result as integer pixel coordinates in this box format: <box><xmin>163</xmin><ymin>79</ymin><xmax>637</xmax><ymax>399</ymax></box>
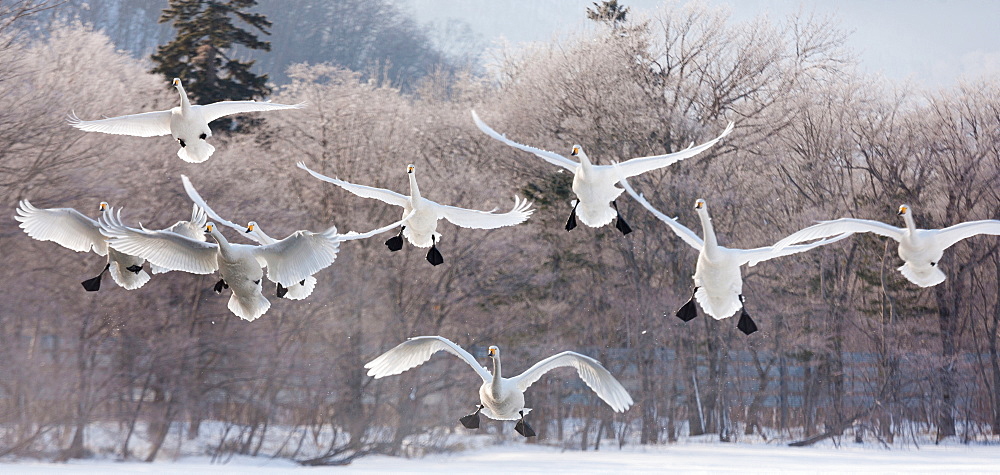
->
<box><xmin>150</xmin><ymin>0</ymin><xmax>271</xmax><ymax>105</ymax></box>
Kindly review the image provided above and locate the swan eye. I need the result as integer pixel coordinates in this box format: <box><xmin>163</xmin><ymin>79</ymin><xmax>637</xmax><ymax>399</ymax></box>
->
<box><xmin>178</xmin><ymin>138</ymin><xmax>186</xmax><ymax>147</ymax></box>
<box><xmin>199</xmin><ymin>133</ymin><xmax>207</xmax><ymax>140</ymax></box>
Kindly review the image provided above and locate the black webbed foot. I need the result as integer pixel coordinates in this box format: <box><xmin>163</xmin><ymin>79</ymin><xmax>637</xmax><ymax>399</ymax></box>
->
<box><xmin>565</xmin><ymin>202</ymin><xmax>579</xmax><ymax>231</ymax></box>
<box><xmin>126</xmin><ymin>264</ymin><xmax>143</xmax><ymax>274</ymax></box>
<box><xmin>514</xmin><ymin>411</ymin><xmax>536</xmax><ymax>437</ymax></box>
<box><xmin>426</xmin><ymin>236</ymin><xmax>444</xmax><ymax>266</ymax></box>
<box><xmin>675</xmin><ymin>287</ymin><xmax>699</xmax><ymax>322</ymax></box>
<box><xmin>299</xmin><ymin>279</ymin><xmax>306</xmax><ymax>286</ymax></box>
<box><xmin>459</xmin><ymin>405</ymin><xmax>483</xmax><ymax>429</ymax></box>
<box><xmin>612</xmin><ymin>201</ymin><xmax>632</xmax><ymax>235</ymax></box>
<box><xmin>737</xmin><ymin>295</ymin><xmax>758</xmax><ymax>335</ymax></box>
<box><xmin>81</xmin><ymin>263</ymin><xmax>110</xmax><ymax>292</ymax></box>
<box><xmin>253</xmin><ymin>279</ymin><xmax>260</xmax><ymax>285</ymax></box>
<box><xmin>385</xmin><ymin>226</ymin><xmax>405</xmax><ymax>252</ymax></box>
<box><xmin>213</xmin><ymin>279</ymin><xmax>228</xmax><ymax>294</ymax></box>
<box><xmin>277</xmin><ymin>283</ymin><xmax>288</xmax><ymax>298</ymax></box>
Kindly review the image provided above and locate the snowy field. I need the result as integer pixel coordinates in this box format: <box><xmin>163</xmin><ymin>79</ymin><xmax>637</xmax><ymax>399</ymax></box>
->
<box><xmin>6</xmin><ymin>442</ymin><xmax>1000</xmax><ymax>474</ymax></box>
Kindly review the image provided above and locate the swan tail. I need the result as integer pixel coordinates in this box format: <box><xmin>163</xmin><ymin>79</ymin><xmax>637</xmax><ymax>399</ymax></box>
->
<box><xmin>282</xmin><ymin>276</ymin><xmax>317</xmax><ymax>300</ymax></box>
<box><xmin>109</xmin><ymin>261</ymin><xmax>151</xmax><ymax>290</ymax></box>
<box><xmin>228</xmin><ymin>290</ymin><xmax>270</xmax><ymax>321</ymax></box>
<box><xmin>898</xmin><ymin>263</ymin><xmax>946</xmax><ymax>287</ymax></box>
<box><xmin>177</xmin><ymin>140</ymin><xmax>215</xmax><ymax>163</ymax></box>
<box><xmin>695</xmin><ymin>288</ymin><xmax>741</xmax><ymax>320</ymax></box>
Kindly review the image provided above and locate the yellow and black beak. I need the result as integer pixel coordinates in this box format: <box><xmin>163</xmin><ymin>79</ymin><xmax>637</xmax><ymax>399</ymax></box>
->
<box><xmin>245</xmin><ymin>223</ymin><xmax>255</xmax><ymax>233</ymax></box>
<box><xmin>99</xmin><ymin>202</ymin><xmax>108</xmax><ymax>211</ymax></box>
<box><xmin>571</xmin><ymin>146</ymin><xmax>580</xmax><ymax>156</ymax></box>
<box><xmin>206</xmin><ymin>224</ymin><xmax>214</xmax><ymax>233</ymax></box>
<box><xmin>897</xmin><ymin>205</ymin><xmax>907</xmax><ymax>216</ymax></box>
<box><xmin>695</xmin><ymin>200</ymin><xmax>704</xmax><ymax>210</ymax></box>
<box><xmin>407</xmin><ymin>165</ymin><xmax>414</xmax><ymax>174</ymax></box>
<box><xmin>488</xmin><ymin>348</ymin><xmax>496</xmax><ymax>357</ymax></box>
<box><xmin>172</xmin><ymin>78</ymin><xmax>181</xmax><ymax>87</ymax></box>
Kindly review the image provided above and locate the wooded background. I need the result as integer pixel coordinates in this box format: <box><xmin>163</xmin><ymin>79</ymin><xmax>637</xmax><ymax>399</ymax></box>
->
<box><xmin>1</xmin><ymin>0</ymin><xmax>999</xmax><ymax>464</ymax></box>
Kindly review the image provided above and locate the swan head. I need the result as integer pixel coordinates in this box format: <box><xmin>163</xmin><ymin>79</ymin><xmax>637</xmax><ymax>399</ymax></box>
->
<box><xmin>487</xmin><ymin>345</ymin><xmax>499</xmax><ymax>359</ymax></box>
<box><xmin>245</xmin><ymin>221</ymin><xmax>257</xmax><ymax>233</ymax></box>
<box><xmin>205</xmin><ymin>222</ymin><xmax>215</xmax><ymax>235</ymax></box>
<box><xmin>571</xmin><ymin>145</ymin><xmax>582</xmax><ymax>156</ymax></box>
<box><xmin>897</xmin><ymin>204</ymin><xmax>910</xmax><ymax>217</ymax></box>
<box><xmin>407</xmin><ymin>164</ymin><xmax>415</xmax><ymax>174</ymax></box>
<box><xmin>99</xmin><ymin>201</ymin><xmax>109</xmax><ymax>212</ymax></box>
<box><xmin>172</xmin><ymin>78</ymin><xmax>182</xmax><ymax>88</ymax></box>
<box><xmin>694</xmin><ymin>199</ymin><xmax>706</xmax><ymax>211</ymax></box>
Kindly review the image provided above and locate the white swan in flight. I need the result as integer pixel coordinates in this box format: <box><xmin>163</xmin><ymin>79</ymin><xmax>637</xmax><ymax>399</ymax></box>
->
<box><xmin>472</xmin><ymin>110</ymin><xmax>733</xmax><ymax>234</ymax></box>
<box><xmin>101</xmin><ymin>212</ymin><xmax>342</xmax><ymax>321</ymax></box>
<box><xmin>180</xmin><ymin>174</ymin><xmax>412</xmax><ymax>299</ymax></box>
<box><xmin>15</xmin><ymin>200</ymin><xmax>207</xmax><ymax>291</ymax></box>
<box><xmin>619</xmin><ymin>176</ymin><xmax>852</xmax><ymax>334</ymax></box>
<box><xmin>297</xmin><ymin>162</ymin><xmax>533</xmax><ymax>266</ymax></box>
<box><xmin>68</xmin><ymin>78</ymin><xmax>304</xmax><ymax>163</ymax></box>
<box><xmin>771</xmin><ymin>204</ymin><xmax>1000</xmax><ymax>287</ymax></box>
<box><xmin>365</xmin><ymin>336</ymin><xmax>633</xmax><ymax>437</ymax></box>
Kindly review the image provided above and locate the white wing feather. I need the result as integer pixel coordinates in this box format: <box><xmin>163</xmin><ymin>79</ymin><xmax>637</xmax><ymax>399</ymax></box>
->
<box><xmin>101</xmin><ymin>210</ymin><xmax>218</xmax><ymax>275</ymax></box>
<box><xmin>15</xmin><ymin>200</ymin><xmax>108</xmax><ymax>255</ymax></box>
<box><xmin>364</xmin><ymin>336</ymin><xmax>492</xmax><ymax>382</ymax></box>
<box><xmin>511</xmin><ymin>351</ymin><xmax>633</xmax><ymax>413</ymax></box>
<box><xmin>436</xmin><ymin>196</ymin><xmax>533</xmax><ymax>230</ymax></box>
<box><xmin>771</xmin><ymin>218</ymin><xmax>904</xmax><ymax>252</ymax></box>
<box><xmin>252</xmin><ymin>226</ymin><xmax>341</xmax><ymax>286</ymax></box>
<box><xmin>471</xmin><ymin>110</ymin><xmax>578</xmax><ymax>171</ymax></box>
<box><xmin>67</xmin><ymin>110</ymin><xmax>172</xmax><ymax>137</ymax></box>
<box><xmin>615</xmin><ymin>122</ymin><xmax>734</xmax><ymax>178</ymax></box>
<box><xmin>297</xmin><ymin>162</ymin><xmax>410</xmax><ymax>207</ymax></box>
<box><xmin>934</xmin><ymin>220</ymin><xmax>1000</xmax><ymax>250</ymax></box>
<box><xmin>617</xmin><ymin>174</ymin><xmax>703</xmax><ymax>250</ymax></box>
<box><xmin>181</xmin><ymin>174</ymin><xmax>266</xmax><ymax>244</ymax></box>
<box><xmin>336</xmin><ymin>209</ymin><xmax>417</xmax><ymax>241</ymax></box>
<box><xmin>740</xmin><ymin>231</ymin><xmax>854</xmax><ymax>267</ymax></box>
<box><xmin>196</xmin><ymin>101</ymin><xmax>305</xmax><ymax>124</ymax></box>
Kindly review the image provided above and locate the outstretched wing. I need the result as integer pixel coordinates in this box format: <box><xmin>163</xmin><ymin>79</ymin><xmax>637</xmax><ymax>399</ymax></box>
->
<box><xmin>100</xmin><ymin>209</ymin><xmax>218</xmax><ymax>274</ymax></box>
<box><xmin>436</xmin><ymin>196</ymin><xmax>533</xmax><ymax>230</ymax></box>
<box><xmin>196</xmin><ymin>101</ymin><xmax>305</xmax><ymax>124</ymax></box>
<box><xmin>337</xmin><ymin>210</ymin><xmax>417</xmax><ymax>241</ymax></box>
<box><xmin>364</xmin><ymin>336</ymin><xmax>492</xmax><ymax>382</ymax></box>
<box><xmin>739</xmin><ymin>231</ymin><xmax>854</xmax><ymax>267</ymax></box>
<box><xmin>252</xmin><ymin>226</ymin><xmax>341</xmax><ymax>286</ymax></box>
<box><xmin>15</xmin><ymin>200</ymin><xmax>107</xmax><ymax>255</ymax></box>
<box><xmin>297</xmin><ymin>162</ymin><xmax>409</xmax><ymax>207</ymax></box>
<box><xmin>617</xmin><ymin>174</ymin><xmax>703</xmax><ymax>250</ymax></box>
<box><xmin>511</xmin><ymin>351</ymin><xmax>633</xmax><ymax>413</ymax></box>
<box><xmin>67</xmin><ymin>110</ymin><xmax>172</xmax><ymax>137</ymax></box>
<box><xmin>934</xmin><ymin>219</ymin><xmax>1000</xmax><ymax>250</ymax></box>
<box><xmin>771</xmin><ymin>218</ymin><xmax>903</xmax><ymax>252</ymax></box>
<box><xmin>472</xmin><ymin>110</ymin><xmax>578</xmax><ymax>171</ymax></box>
<box><xmin>616</xmin><ymin>122</ymin><xmax>734</xmax><ymax>178</ymax></box>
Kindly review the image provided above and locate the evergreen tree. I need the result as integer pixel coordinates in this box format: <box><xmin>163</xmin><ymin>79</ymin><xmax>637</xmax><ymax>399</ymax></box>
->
<box><xmin>150</xmin><ymin>0</ymin><xmax>271</xmax><ymax>106</ymax></box>
<box><xmin>586</xmin><ymin>0</ymin><xmax>629</xmax><ymax>29</ymax></box>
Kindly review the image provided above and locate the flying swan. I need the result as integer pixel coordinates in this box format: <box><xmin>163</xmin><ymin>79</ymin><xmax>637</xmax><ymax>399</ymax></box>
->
<box><xmin>68</xmin><ymin>78</ymin><xmax>304</xmax><ymax>163</ymax></box>
<box><xmin>771</xmin><ymin>204</ymin><xmax>1000</xmax><ymax>287</ymax></box>
<box><xmin>619</xmin><ymin>176</ymin><xmax>852</xmax><ymax>334</ymax></box>
<box><xmin>180</xmin><ymin>174</ymin><xmax>413</xmax><ymax>299</ymax></box>
<box><xmin>297</xmin><ymin>162</ymin><xmax>533</xmax><ymax>266</ymax></box>
<box><xmin>472</xmin><ymin>110</ymin><xmax>733</xmax><ymax>234</ymax></box>
<box><xmin>364</xmin><ymin>336</ymin><xmax>633</xmax><ymax>437</ymax></box>
<box><xmin>15</xmin><ymin>200</ymin><xmax>207</xmax><ymax>291</ymax></box>
<box><xmin>101</xmin><ymin>211</ymin><xmax>341</xmax><ymax>321</ymax></box>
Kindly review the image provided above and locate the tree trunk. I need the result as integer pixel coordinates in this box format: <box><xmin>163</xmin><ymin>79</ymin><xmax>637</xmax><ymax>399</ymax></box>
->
<box><xmin>933</xmin><ymin>284</ymin><xmax>957</xmax><ymax>441</ymax></box>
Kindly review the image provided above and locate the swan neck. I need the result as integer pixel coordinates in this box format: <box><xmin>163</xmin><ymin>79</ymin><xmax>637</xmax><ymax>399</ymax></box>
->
<box><xmin>490</xmin><ymin>356</ymin><xmax>502</xmax><ymax>395</ymax></box>
<box><xmin>577</xmin><ymin>152</ymin><xmax>593</xmax><ymax>174</ymax></box>
<box><xmin>408</xmin><ymin>172</ymin><xmax>421</xmax><ymax>200</ymax></box>
<box><xmin>211</xmin><ymin>229</ymin><xmax>230</xmax><ymax>250</ymax></box>
<box><xmin>698</xmin><ymin>209</ymin><xmax>719</xmax><ymax>251</ymax></box>
<box><xmin>902</xmin><ymin>212</ymin><xmax>917</xmax><ymax>233</ymax></box>
<box><xmin>177</xmin><ymin>84</ymin><xmax>192</xmax><ymax>111</ymax></box>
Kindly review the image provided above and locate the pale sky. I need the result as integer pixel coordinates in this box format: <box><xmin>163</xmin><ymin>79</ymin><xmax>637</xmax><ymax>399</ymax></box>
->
<box><xmin>403</xmin><ymin>0</ymin><xmax>1000</xmax><ymax>88</ymax></box>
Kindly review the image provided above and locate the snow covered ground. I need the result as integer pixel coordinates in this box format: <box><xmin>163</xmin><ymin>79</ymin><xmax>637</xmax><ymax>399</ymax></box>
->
<box><xmin>6</xmin><ymin>441</ymin><xmax>1000</xmax><ymax>473</ymax></box>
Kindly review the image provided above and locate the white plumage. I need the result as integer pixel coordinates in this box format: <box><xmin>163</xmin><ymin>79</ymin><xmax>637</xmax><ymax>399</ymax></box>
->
<box><xmin>473</xmin><ymin>110</ymin><xmax>733</xmax><ymax>231</ymax></box>
<box><xmin>365</xmin><ymin>336</ymin><xmax>632</xmax><ymax>435</ymax></box>
<box><xmin>297</xmin><ymin>162</ymin><xmax>532</xmax><ymax>266</ymax></box>
<box><xmin>619</xmin><ymin>176</ymin><xmax>852</xmax><ymax>333</ymax></box>
<box><xmin>68</xmin><ymin>78</ymin><xmax>304</xmax><ymax>163</ymax></box>
<box><xmin>771</xmin><ymin>204</ymin><xmax>1000</xmax><ymax>287</ymax></box>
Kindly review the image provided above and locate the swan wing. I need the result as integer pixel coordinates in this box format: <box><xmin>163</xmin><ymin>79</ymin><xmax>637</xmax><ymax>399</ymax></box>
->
<box><xmin>436</xmin><ymin>196</ymin><xmax>533</xmax><ymax>230</ymax></box>
<box><xmin>740</xmin><ymin>231</ymin><xmax>854</xmax><ymax>267</ymax></box>
<box><xmin>616</xmin><ymin>122</ymin><xmax>734</xmax><ymax>178</ymax></box>
<box><xmin>934</xmin><ymin>219</ymin><xmax>1000</xmax><ymax>250</ymax></box>
<box><xmin>196</xmin><ymin>101</ymin><xmax>305</xmax><ymax>123</ymax></box>
<box><xmin>336</xmin><ymin>210</ymin><xmax>417</xmax><ymax>241</ymax></box>
<box><xmin>67</xmin><ymin>110</ymin><xmax>172</xmax><ymax>137</ymax></box>
<box><xmin>181</xmin><ymin>175</ymin><xmax>267</xmax><ymax>244</ymax></box>
<box><xmin>253</xmin><ymin>226</ymin><xmax>341</xmax><ymax>286</ymax></box>
<box><xmin>471</xmin><ymin>110</ymin><xmax>578</xmax><ymax>171</ymax></box>
<box><xmin>100</xmin><ymin>209</ymin><xmax>218</xmax><ymax>274</ymax></box>
<box><xmin>364</xmin><ymin>336</ymin><xmax>492</xmax><ymax>382</ymax></box>
<box><xmin>512</xmin><ymin>351</ymin><xmax>633</xmax><ymax>412</ymax></box>
<box><xmin>771</xmin><ymin>218</ymin><xmax>903</xmax><ymax>252</ymax></box>
<box><xmin>297</xmin><ymin>162</ymin><xmax>409</xmax><ymax>207</ymax></box>
<box><xmin>15</xmin><ymin>200</ymin><xmax>107</xmax><ymax>256</ymax></box>
<box><xmin>617</xmin><ymin>174</ymin><xmax>703</xmax><ymax>250</ymax></box>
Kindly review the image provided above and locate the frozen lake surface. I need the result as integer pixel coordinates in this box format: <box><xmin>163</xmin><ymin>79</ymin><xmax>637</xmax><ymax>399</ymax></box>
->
<box><xmin>7</xmin><ymin>441</ymin><xmax>1000</xmax><ymax>473</ymax></box>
